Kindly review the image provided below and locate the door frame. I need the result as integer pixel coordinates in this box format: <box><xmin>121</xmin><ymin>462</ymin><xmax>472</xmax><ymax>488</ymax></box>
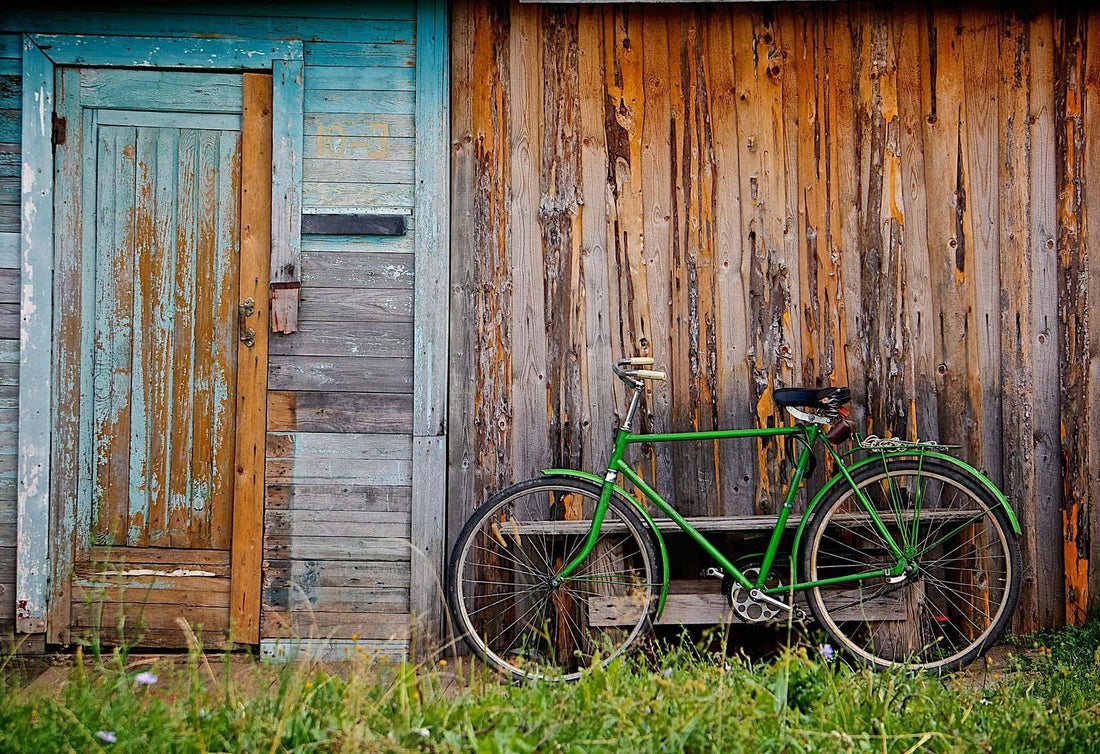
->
<box><xmin>16</xmin><ymin>34</ymin><xmax>303</xmax><ymax>642</ymax></box>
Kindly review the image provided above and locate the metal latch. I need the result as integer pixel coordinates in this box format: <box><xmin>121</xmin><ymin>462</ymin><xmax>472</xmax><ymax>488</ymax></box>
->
<box><xmin>52</xmin><ymin>114</ymin><xmax>67</xmax><ymax>147</ymax></box>
<box><xmin>239</xmin><ymin>297</ymin><xmax>257</xmax><ymax>348</ymax></box>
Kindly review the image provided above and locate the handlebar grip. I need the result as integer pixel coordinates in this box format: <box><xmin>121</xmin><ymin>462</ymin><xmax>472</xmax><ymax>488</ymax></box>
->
<box><xmin>634</xmin><ymin>370</ymin><xmax>667</xmax><ymax>381</ymax></box>
<box><xmin>626</xmin><ymin>357</ymin><xmax>654</xmax><ymax>366</ymax></box>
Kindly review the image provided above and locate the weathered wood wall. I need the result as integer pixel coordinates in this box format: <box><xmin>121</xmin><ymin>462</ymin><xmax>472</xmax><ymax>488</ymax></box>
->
<box><xmin>448</xmin><ymin>0</ymin><xmax>1100</xmax><ymax>632</ymax></box>
<box><xmin>0</xmin><ymin>1</ymin><xmax>426</xmax><ymax>656</ymax></box>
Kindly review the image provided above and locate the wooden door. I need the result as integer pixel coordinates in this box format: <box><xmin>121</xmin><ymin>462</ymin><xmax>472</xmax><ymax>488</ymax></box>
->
<box><xmin>49</xmin><ymin>68</ymin><xmax>271</xmax><ymax>647</ymax></box>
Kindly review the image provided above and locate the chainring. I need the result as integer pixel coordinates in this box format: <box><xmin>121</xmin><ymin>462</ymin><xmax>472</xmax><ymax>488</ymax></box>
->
<box><xmin>726</xmin><ymin>567</ymin><xmax>786</xmax><ymax>623</ymax></box>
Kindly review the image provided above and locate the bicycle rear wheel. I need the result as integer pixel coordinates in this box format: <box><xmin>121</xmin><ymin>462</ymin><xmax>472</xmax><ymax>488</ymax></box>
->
<box><xmin>802</xmin><ymin>458</ymin><xmax>1021</xmax><ymax>671</ymax></box>
<box><xmin>447</xmin><ymin>477</ymin><xmax>660</xmax><ymax>681</ymax></box>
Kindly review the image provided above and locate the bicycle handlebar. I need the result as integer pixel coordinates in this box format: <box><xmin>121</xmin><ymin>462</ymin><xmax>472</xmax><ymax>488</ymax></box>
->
<box><xmin>614</xmin><ymin>357</ymin><xmax>667</xmax><ymax>384</ymax></box>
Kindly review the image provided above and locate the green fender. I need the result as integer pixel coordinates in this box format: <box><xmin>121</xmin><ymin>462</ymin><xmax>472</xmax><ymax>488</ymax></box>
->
<box><xmin>790</xmin><ymin>451</ymin><xmax>1022</xmax><ymax>561</ymax></box>
<box><xmin>541</xmin><ymin>468</ymin><xmax>670</xmax><ymax>617</ymax></box>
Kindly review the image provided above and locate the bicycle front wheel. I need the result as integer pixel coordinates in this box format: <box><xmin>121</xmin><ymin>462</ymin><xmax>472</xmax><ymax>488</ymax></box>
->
<box><xmin>802</xmin><ymin>458</ymin><xmax>1021</xmax><ymax>671</ymax></box>
<box><xmin>447</xmin><ymin>477</ymin><xmax>660</xmax><ymax>681</ymax></box>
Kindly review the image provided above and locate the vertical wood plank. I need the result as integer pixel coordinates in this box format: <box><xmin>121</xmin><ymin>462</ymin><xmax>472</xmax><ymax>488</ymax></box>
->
<box><xmin>996</xmin><ymin>9</ymin><xmax>1039</xmax><ymax>631</ymax></box>
<box><xmin>894</xmin><ymin>6</ymin><xmax>939</xmax><ymax>444</ymax></box>
<box><xmin>46</xmin><ymin>66</ymin><xmax>82</xmax><ymax>644</ymax></box>
<box><xmin>1083</xmin><ymin>10</ymin><xmax>1100</xmax><ymax>614</ymax></box>
<box><xmin>446</xmin><ymin>0</ymin><xmax>477</xmax><ymax>556</ymax></box>
<box><xmin>413</xmin><ymin>0</ymin><xmax>451</xmax><ymax>439</ymax></box>
<box><xmin>270</xmin><ymin>56</ymin><xmax>304</xmax><ymax>334</ymax></box>
<box><xmin>706</xmin><ymin>9</ymin><xmax>756</xmax><ymax>516</ymax></box>
<box><xmin>577</xmin><ymin>5</ymin><xmax>615</xmax><ymax>474</ymax></box>
<box><xmin>508</xmin><ymin>2</ymin><xmax>547</xmax><ymax>482</ymax></box>
<box><xmin>127</xmin><ymin>126</ymin><xmax>160</xmax><ymax>546</ymax></box>
<box><xmin>207</xmin><ymin>129</ymin><xmax>242</xmax><ymax>550</ymax></box>
<box><xmin>1027</xmin><ymin>11</ymin><xmax>1066</xmax><ymax>629</ymax></box>
<box><xmin>452</xmin><ymin>0</ymin><xmax>514</xmax><ymax>547</ymax></box>
<box><xmin>92</xmin><ymin>126</ymin><xmax>135</xmax><ymax>547</ymax></box>
<box><xmin>639</xmin><ymin>7</ymin><xmax>675</xmax><ymax>501</ymax></box>
<box><xmin>168</xmin><ymin>128</ymin><xmax>200</xmax><ymax>547</ymax></box>
<box><xmin>962</xmin><ymin>8</ymin><xmax>1003</xmax><ymax>483</ymax></box>
<box><xmin>411</xmin><ymin>0</ymin><xmax>450</xmax><ymax>652</ymax></box>
<box><xmin>230</xmin><ymin>72</ymin><xmax>272</xmax><ymax>645</ymax></box>
<box><xmin>731</xmin><ymin>10</ymin><xmax>792</xmax><ymax>515</ymax></box>
<box><xmin>541</xmin><ymin>5</ymin><xmax>583</xmax><ymax>474</ymax></box>
<box><xmin>189</xmin><ymin>130</ymin><xmax>219</xmax><ymax>547</ymax></box>
<box><xmin>146</xmin><ymin>127</ymin><xmax>182</xmax><ymax>546</ymax></box>
<box><xmin>923</xmin><ymin>9</ymin><xmax>982</xmax><ymax>463</ymax></box>
<box><xmin>827</xmin><ymin>7</ymin><xmax>867</xmax><ymax>426</ymax></box>
<box><xmin>1055</xmin><ymin>7</ymin><xmax>1090</xmax><ymax>624</ymax></box>
<box><xmin>16</xmin><ymin>38</ymin><xmax>54</xmax><ymax>634</ymax></box>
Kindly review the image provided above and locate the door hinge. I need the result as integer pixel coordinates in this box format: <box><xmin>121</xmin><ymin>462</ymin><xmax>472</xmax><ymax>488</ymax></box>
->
<box><xmin>52</xmin><ymin>114</ymin><xmax>67</xmax><ymax>147</ymax></box>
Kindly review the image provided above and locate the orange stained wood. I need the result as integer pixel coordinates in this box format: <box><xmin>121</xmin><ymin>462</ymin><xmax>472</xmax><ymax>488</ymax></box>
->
<box><xmin>230</xmin><ymin>73</ymin><xmax>273</xmax><ymax>645</ymax></box>
<box><xmin>449</xmin><ymin>3</ymin><xmax>1100</xmax><ymax>633</ymax></box>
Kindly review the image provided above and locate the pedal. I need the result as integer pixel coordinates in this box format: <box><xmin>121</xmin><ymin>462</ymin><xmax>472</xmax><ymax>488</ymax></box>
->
<box><xmin>701</xmin><ymin>567</ymin><xmax>725</xmax><ymax>580</ymax></box>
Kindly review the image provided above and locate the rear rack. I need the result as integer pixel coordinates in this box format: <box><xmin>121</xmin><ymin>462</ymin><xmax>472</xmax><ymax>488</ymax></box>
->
<box><xmin>855</xmin><ymin>434</ymin><xmax>956</xmax><ymax>452</ymax></box>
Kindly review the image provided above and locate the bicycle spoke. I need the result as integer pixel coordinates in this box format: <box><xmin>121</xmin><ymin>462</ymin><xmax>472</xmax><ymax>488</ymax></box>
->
<box><xmin>452</xmin><ymin>483</ymin><xmax>657</xmax><ymax>680</ymax></box>
<box><xmin>805</xmin><ymin>461</ymin><xmax>1017</xmax><ymax>671</ymax></box>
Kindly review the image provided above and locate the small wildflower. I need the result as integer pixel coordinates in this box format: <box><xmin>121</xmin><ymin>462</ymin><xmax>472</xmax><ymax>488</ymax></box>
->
<box><xmin>305</xmin><ymin>681</ymin><xmax>314</xmax><ymax>690</ymax></box>
<box><xmin>96</xmin><ymin>731</ymin><xmax>117</xmax><ymax>744</ymax></box>
<box><xmin>412</xmin><ymin>727</ymin><xmax>430</xmax><ymax>738</ymax></box>
<box><xmin>818</xmin><ymin>643</ymin><xmax>835</xmax><ymax>661</ymax></box>
<box><xmin>134</xmin><ymin>671</ymin><xmax>158</xmax><ymax>686</ymax></box>
<box><xmin>662</xmin><ymin>668</ymin><xmax>674</xmax><ymax>678</ymax></box>
<box><xmin>438</xmin><ymin>658</ymin><xmax>448</xmax><ymax>667</ymax></box>
<box><xmin>351</xmin><ymin>633</ymin><xmax>360</xmax><ymax>642</ymax></box>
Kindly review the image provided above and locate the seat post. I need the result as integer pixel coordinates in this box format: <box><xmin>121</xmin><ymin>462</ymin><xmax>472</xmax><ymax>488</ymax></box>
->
<box><xmin>621</xmin><ymin>384</ymin><xmax>644</xmax><ymax>432</ymax></box>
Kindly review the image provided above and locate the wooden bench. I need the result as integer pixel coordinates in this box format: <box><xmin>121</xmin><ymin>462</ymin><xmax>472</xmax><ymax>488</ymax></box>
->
<box><xmin>515</xmin><ymin>509</ymin><xmax>976</xmax><ymax>535</ymax></box>
<box><xmin>588</xmin><ymin>579</ymin><xmax>907</xmax><ymax>626</ymax></box>
<box><xmin>514</xmin><ymin>511</ymin><xmax>977</xmax><ymax>627</ymax></box>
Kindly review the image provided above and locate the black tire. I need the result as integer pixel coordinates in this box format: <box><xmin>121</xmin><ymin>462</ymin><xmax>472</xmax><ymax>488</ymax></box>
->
<box><xmin>801</xmin><ymin>458</ymin><xmax>1021</xmax><ymax>671</ymax></box>
<box><xmin>447</xmin><ymin>476</ymin><xmax>661</xmax><ymax>682</ymax></box>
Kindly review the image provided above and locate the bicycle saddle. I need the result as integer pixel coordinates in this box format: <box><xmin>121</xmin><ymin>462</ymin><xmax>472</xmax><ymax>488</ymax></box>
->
<box><xmin>773</xmin><ymin>386</ymin><xmax>851</xmax><ymax>410</ymax></box>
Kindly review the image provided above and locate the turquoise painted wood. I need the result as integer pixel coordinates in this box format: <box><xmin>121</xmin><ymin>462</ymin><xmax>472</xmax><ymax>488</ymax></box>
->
<box><xmin>13</xmin><ymin>33</ymin><xmax>304</xmax><ymax>638</ymax></box>
<box><xmin>71</xmin><ymin>70</ymin><xmax>244</xmax><ymax>550</ymax></box>
<box><xmin>80</xmin><ymin>69</ymin><xmax>243</xmax><ymax>112</ymax></box>
<box><xmin>2</xmin><ymin>14</ymin><xmax>414</xmax><ymax>46</ymax></box>
<box><xmin>304</xmin><ymin>66</ymin><xmax>415</xmax><ymax>91</ymax></box>
<box><xmin>271</xmin><ymin>56</ymin><xmax>305</xmax><ymax>332</ymax></box>
<box><xmin>9</xmin><ymin>4</ymin><xmax>425</xmax><ymax>650</ymax></box>
<box><xmin>16</xmin><ymin>37</ymin><xmax>55</xmax><ymax>634</ymax></box>
<box><xmin>409</xmin><ymin>0</ymin><xmax>449</xmax><ymax>651</ymax></box>
<box><xmin>29</xmin><ymin>34</ymin><xmax>301</xmax><ymax>69</ymax></box>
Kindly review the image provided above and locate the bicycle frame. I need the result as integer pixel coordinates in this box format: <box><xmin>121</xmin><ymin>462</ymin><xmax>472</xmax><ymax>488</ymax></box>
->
<box><xmin>554</xmin><ymin>409</ymin><xmax>912</xmax><ymax>602</ymax></box>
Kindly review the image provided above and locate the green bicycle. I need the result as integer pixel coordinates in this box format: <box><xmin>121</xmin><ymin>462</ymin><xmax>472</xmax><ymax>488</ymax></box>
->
<box><xmin>447</xmin><ymin>357</ymin><xmax>1022</xmax><ymax>681</ymax></box>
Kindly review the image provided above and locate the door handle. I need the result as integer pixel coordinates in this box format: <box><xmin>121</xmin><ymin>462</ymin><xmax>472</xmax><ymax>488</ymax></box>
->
<box><xmin>239</xmin><ymin>297</ymin><xmax>257</xmax><ymax>347</ymax></box>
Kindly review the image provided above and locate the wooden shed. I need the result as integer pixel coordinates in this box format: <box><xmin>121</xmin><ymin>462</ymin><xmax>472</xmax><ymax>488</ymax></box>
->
<box><xmin>1</xmin><ymin>0</ymin><xmax>448</xmax><ymax>660</ymax></box>
<box><xmin>0</xmin><ymin>0</ymin><xmax>1098</xmax><ymax>659</ymax></box>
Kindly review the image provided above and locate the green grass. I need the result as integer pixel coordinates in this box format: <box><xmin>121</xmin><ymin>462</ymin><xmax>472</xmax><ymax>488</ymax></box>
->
<box><xmin>2</xmin><ymin>621</ymin><xmax>1100</xmax><ymax>753</ymax></box>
